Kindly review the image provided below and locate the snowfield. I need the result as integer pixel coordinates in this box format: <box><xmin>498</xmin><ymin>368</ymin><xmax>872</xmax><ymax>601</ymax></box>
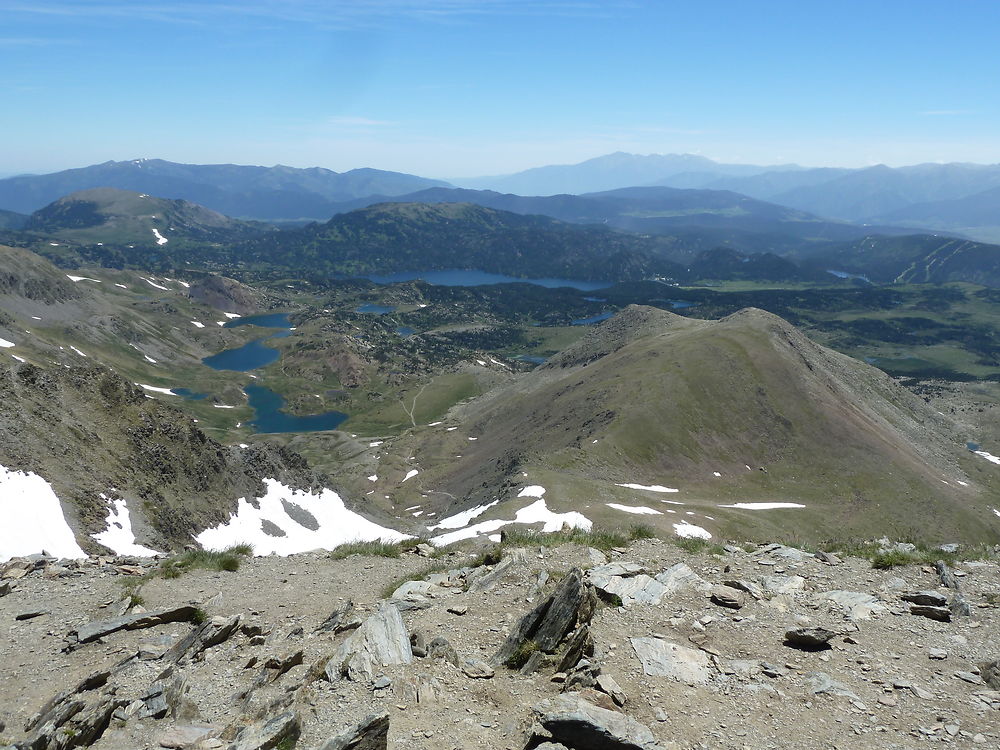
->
<box><xmin>92</xmin><ymin>497</ymin><xmax>160</xmax><ymax>556</ymax></box>
<box><xmin>606</xmin><ymin>503</ymin><xmax>662</xmax><ymax>515</ymax></box>
<box><xmin>0</xmin><ymin>464</ymin><xmax>87</xmax><ymax>561</ymax></box>
<box><xmin>673</xmin><ymin>521</ymin><xmax>712</xmax><ymax>539</ymax></box>
<box><xmin>195</xmin><ymin>478</ymin><xmax>408</xmax><ymax>556</ymax></box>
<box><xmin>151</xmin><ymin>228</ymin><xmax>169</xmax><ymax>245</ymax></box>
<box><xmin>719</xmin><ymin>502</ymin><xmax>806</xmax><ymax>510</ymax></box>
<box><xmin>973</xmin><ymin>450</ymin><xmax>1000</xmax><ymax>465</ymax></box>
<box><xmin>616</xmin><ymin>483</ymin><xmax>679</xmax><ymax>493</ymax></box>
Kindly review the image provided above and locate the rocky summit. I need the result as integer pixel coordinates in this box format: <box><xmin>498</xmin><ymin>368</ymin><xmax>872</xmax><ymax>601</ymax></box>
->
<box><xmin>1</xmin><ymin>535</ymin><xmax>998</xmax><ymax>749</ymax></box>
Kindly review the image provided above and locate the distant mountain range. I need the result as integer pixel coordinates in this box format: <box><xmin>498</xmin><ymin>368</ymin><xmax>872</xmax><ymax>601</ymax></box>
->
<box><xmin>455</xmin><ymin>153</ymin><xmax>1000</xmax><ymax>242</ymax></box>
<box><xmin>0</xmin><ymin>159</ymin><xmax>449</xmax><ymax>220</ymax></box>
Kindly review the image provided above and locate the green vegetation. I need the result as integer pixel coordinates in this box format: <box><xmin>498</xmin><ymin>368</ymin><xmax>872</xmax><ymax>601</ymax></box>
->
<box><xmin>158</xmin><ymin>545</ymin><xmax>253</xmax><ymax>578</ymax></box>
<box><xmin>380</xmin><ymin>562</ymin><xmax>451</xmax><ymax>600</ymax></box>
<box><xmin>503</xmin><ymin>639</ymin><xmax>539</xmax><ymax>669</ymax></box>
<box><xmin>329</xmin><ymin>540</ymin><xmax>403</xmax><ymax>560</ymax></box>
<box><xmin>498</xmin><ymin>524</ymin><xmax>657</xmax><ymax>552</ymax></box>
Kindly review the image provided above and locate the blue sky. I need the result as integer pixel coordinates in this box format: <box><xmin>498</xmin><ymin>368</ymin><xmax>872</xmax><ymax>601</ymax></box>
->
<box><xmin>3</xmin><ymin>0</ymin><xmax>999</xmax><ymax>177</ymax></box>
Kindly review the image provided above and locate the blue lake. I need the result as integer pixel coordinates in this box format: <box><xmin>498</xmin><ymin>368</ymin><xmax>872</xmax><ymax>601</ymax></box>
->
<box><xmin>224</xmin><ymin>312</ymin><xmax>293</xmax><ymax>329</ymax></box>
<box><xmin>572</xmin><ymin>311</ymin><xmax>615</xmax><ymax>325</ymax></box>
<box><xmin>356</xmin><ymin>303</ymin><xmax>395</xmax><ymax>314</ymax></box>
<box><xmin>202</xmin><ymin>330</ymin><xmax>291</xmax><ymax>372</ymax></box>
<box><xmin>396</xmin><ymin>326</ymin><xmax>416</xmax><ymax>337</ymax></box>
<box><xmin>515</xmin><ymin>355</ymin><xmax>548</xmax><ymax>365</ymax></box>
<box><xmin>364</xmin><ymin>269</ymin><xmax>611</xmax><ymax>291</ymax></box>
<box><xmin>668</xmin><ymin>299</ymin><xmax>695</xmax><ymax>309</ymax></box>
<box><xmin>245</xmin><ymin>384</ymin><xmax>348</xmax><ymax>434</ymax></box>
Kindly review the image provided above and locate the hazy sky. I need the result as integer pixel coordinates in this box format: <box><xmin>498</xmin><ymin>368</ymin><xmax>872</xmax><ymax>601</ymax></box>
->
<box><xmin>3</xmin><ymin>0</ymin><xmax>999</xmax><ymax>177</ymax></box>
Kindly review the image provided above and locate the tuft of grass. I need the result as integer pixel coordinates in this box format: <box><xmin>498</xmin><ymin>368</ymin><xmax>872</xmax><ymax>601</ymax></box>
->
<box><xmin>870</xmin><ymin>549</ymin><xmax>917</xmax><ymax>569</ymax></box>
<box><xmin>157</xmin><ymin>544</ymin><xmax>254</xmax><ymax>578</ymax></box>
<box><xmin>504</xmin><ymin>639</ymin><xmax>539</xmax><ymax>669</ymax></box>
<box><xmin>468</xmin><ymin>546</ymin><xmax>503</xmax><ymax>568</ymax></box>
<box><xmin>499</xmin><ymin>524</ymin><xmax>656</xmax><ymax>553</ymax></box>
<box><xmin>672</xmin><ymin>537</ymin><xmax>711</xmax><ymax>553</ymax></box>
<box><xmin>329</xmin><ymin>540</ymin><xmax>402</xmax><ymax>560</ymax></box>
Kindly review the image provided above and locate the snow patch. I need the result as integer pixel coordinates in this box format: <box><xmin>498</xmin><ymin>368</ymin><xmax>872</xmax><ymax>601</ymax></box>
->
<box><xmin>367</xmin><ymin>475</ymin><xmax>378</xmax><ymax>482</ymax></box>
<box><xmin>191</xmin><ymin>321</ymin><xmax>205</xmax><ymax>328</ymax></box>
<box><xmin>69</xmin><ymin>346</ymin><xmax>87</xmax><ymax>357</ymax></box>
<box><xmin>430</xmin><ymin>497</ymin><xmax>590</xmax><ymax>547</ymax></box>
<box><xmin>428</xmin><ymin>500</ymin><xmax>499</xmax><ymax>531</ymax></box>
<box><xmin>140</xmin><ymin>277</ymin><xmax>169</xmax><ymax>291</ymax></box>
<box><xmin>0</xmin><ymin>338</ymin><xmax>14</xmax><ymax>348</ymax></box>
<box><xmin>718</xmin><ymin>502</ymin><xmax>806</xmax><ymax>510</ymax></box>
<box><xmin>0</xmin><ymin>464</ymin><xmax>87</xmax><ymax>562</ymax></box>
<box><xmin>973</xmin><ymin>450</ymin><xmax>1000</xmax><ymax>465</ymax></box>
<box><xmin>213</xmin><ymin>404</ymin><xmax>235</xmax><ymax>409</ymax></box>
<box><xmin>195</xmin><ymin>478</ymin><xmax>408</xmax><ymax>556</ymax></box>
<box><xmin>115</xmin><ymin>283</ymin><xmax>128</xmax><ymax>289</ymax></box>
<box><xmin>151</xmin><ymin>228</ymin><xmax>168</xmax><ymax>245</ymax></box>
<box><xmin>92</xmin><ymin>497</ymin><xmax>160</xmax><ymax>556</ymax></box>
<box><xmin>673</xmin><ymin>521</ymin><xmax>712</xmax><ymax>540</ymax></box>
<box><xmin>606</xmin><ymin>503</ymin><xmax>662</xmax><ymax>515</ymax></box>
<box><xmin>12</xmin><ymin>354</ymin><xmax>25</xmax><ymax>362</ymax></box>
<box><xmin>616</xmin><ymin>483</ymin><xmax>679</xmax><ymax>493</ymax></box>
<box><xmin>137</xmin><ymin>383</ymin><xmax>177</xmax><ymax>395</ymax></box>
<box><xmin>144</xmin><ymin>355</ymin><xmax>157</xmax><ymax>364</ymax></box>
<box><xmin>224</xmin><ymin>313</ymin><xmax>242</xmax><ymax>319</ymax></box>
<box><xmin>401</xmin><ymin>469</ymin><xmax>419</xmax><ymax>483</ymax></box>
<box><xmin>66</xmin><ymin>275</ymin><xmax>101</xmax><ymax>283</ymax></box>
<box><xmin>369</xmin><ymin>441</ymin><xmax>383</xmax><ymax>447</ymax></box>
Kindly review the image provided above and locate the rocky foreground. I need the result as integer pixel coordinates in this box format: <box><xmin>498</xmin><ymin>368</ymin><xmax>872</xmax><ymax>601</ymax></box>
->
<box><xmin>1</xmin><ymin>538</ymin><xmax>999</xmax><ymax>750</ymax></box>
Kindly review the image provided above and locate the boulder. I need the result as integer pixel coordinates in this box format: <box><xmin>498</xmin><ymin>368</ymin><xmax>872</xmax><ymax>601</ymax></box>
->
<box><xmin>155</xmin><ymin>724</ymin><xmax>218</xmax><ymax>749</ymax></box>
<box><xmin>461</xmin><ymin>659</ymin><xmax>495</xmax><ymax>679</ymax></box>
<box><xmin>980</xmin><ymin>660</ymin><xmax>1000</xmax><ymax>690</ymax></box>
<box><xmin>783</xmin><ymin>627</ymin><xmax>836</xmax><ymax>650</ymax></box>
<box><xmin>901</xmin><ymin>591</ymin><xmax>947</xmax><ymax>607</ymax></box>
<box><xmin>138</xmin><ymin>671</ymin><xmax>187</xmax><ymax>719</ymax></box>
<box><xmin>166</xmin><ymin>614</ymin><xmax>242</xmax><ymax>665</ymax></box>
<box><xmin>556</xmin><ymin>626</ymin><xmax>595</xmax><ymax>673</ymax></box>
<box><xmin>532</xmin><ymin>694</ymin><xmax>660</xmax><ymax>750</ymax></box>
<box><xmin>319</xmin><ymin>712</ymin><xmax>389</xmax><ymax>750</ymax></box>
<box><xmin>427</xmin><ymin>636</ymin><xmax>459</xmax><ymax>666</ymax></box>
<box><xmin>709</xmin><ymin>585</ymin><xmax>744</xmax><ymax>610</ymax></box>
<box><xmin>227</xmin><ymin>711</ymin><xmax>300</xmax><ymax>750</ymax></box>
<box><xmin>316</xmin><ymin>601</ymin><xmax>357</xmax><ymax>633</ymax></box>
<box><xmin>910</xmin><ymin>605</ymin><xmax>952</xmax><ymax>622</ymax></box>
<box><xmin>817</xmin><ymin>591</ymin><xmax>887</xmax><ymax>620</ymax></box>
<box><xmin>325</xmin><ymin>602</ymin><xmax>412</xmax><ymax>682</ymax></box>
<box><xmin>494</xmin><ymin>569</ymin><xmax>596</xmax><ymax>667</ymax></box>
<box><xmin>630</xmin><ymin>637</ymin><xmax>711</xmax><ymax>684</ymax></box>
<box><xmin>73</xmin><ymin>605</ymin><xmax>201</xmax><ymax>644</ymax></box>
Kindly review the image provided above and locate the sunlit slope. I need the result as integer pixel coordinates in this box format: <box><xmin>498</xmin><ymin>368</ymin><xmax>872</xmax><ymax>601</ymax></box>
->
<box><xmin>420</xmin><ymin>306</ymin><xmax>998</xmax><ymax>541</ymax></box>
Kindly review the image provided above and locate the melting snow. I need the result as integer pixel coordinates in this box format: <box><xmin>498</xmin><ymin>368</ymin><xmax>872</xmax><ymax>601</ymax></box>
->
<box><xmin>0</xmin><ymin>338</ymin><xmax>14</xmax><ymax>348</ymax></box>
<box><xmin>137</xmin><ymin>383</ymin><xmax>177</xmax><ymax>395</ymax></box>
<box><xmin>115</xmin><ymin>283</ymin><xmax>128</xmax><ymax>289</ymax></box>
<box><xmin>430</xmin><ymin>496</ymin><xmax>590</xmax><ymax>547</ymax></box>
<box><xmin>402</xmin><ymin>469</ymin><xmax>419</xmax><ymax>482</ymax></box>
<box><xmin>224</xmin><ymin>313</ymin><xmax>242</xmax><ymax>319</ymax></box>
<box><xmin>606</xmin><ymin>503</ymin><xmax>662</xmax><ymax>515</ymax></box>
<box><xmin>369</xmin><ymin>441</ymin><xmax>383</xmax><ymax>447</ymax></box>
<box><xmin>0</xmin><ymin>464</ymin><xmax>87</xmax><ymax>561</ymax></box>
<box><xmin>518</xmin><ymin>485</ymin><xmax>546</xmax><ymax>498</ymax></box>
<box><xmin>719</xmin><ymin>502</ymin><xmax>806</xmax><ymax>510</ymax></box>
<box><xmin>151</xmin><ymin>228</ymin><xmax>168</xmax><ymax>245</ymax></box>
<box><xmin>973</xmin><ymin>450</ymin><xmax>1000</xmax><ymax>465</ymax></box>
<box><xmin>140</xmin><ymin>277</ymin><xmax>170</xmax><ymax>291</ymax></box>
<box><xmin>428</xmin><ymin>421</ymin><xmax>442</xmax><ymax>426</ymax></box>
<box><xmin>428</xmin><ymin>500</ymin><xmax>499</xmax><ymax>531</ymax></box>
<box><xmin>367</xmin><ymin>475</ymin><xmax>378</xmax><ymax>482</ymax></box>
<box><xmin>195</xmin><ymin>478</ymin><xmax>408</xmax><ymax>556</ymax></box>
<box><xmin>12</xmin><ymin>355</ymin><xmax>25</xmax><ymax>362</ymax></box>
<box><xmin>191</xmin><ymin>321</ymin><xmax>205</xmax><ymax>328</ymax></box>
<box><xmin>673</xmin><ymin>521</ymin><xmax>712</xmax><ymax>540</ymax></box>
<box><xmin>66</xmin><ymin>275</ymin><xmax>101</xmax><ymax>283</ymax></box>
<box><xmin>213</xmin><ymin>404</ymin><xmax>235</xmax><ymax>409</ymax></box>
<box><xmin>92</xmin><ymin>497</ymin><xmax>160</xmax><ymax>556</ymax></box>
<box><xmin>616</xmin><ymin>483</ymin><xmax>679</xmax><ymax>493</ymax></box>
<box><xmin>993</xmin><ymin>508</ymin><xmax>1000</xmax><ymax>518</ymax></box>
<box><xmin>69</xmin><ymin>346</ymin><xmax>87</xmax><ymax>357</ymax></box>
<box><xmin>144</xmin><ymin>355</ymin><xmax>157</xmax><ymax>363</ymax></box>
<box><xmin>713</xmin><ymin>472</ymin><xmax>722</xmax><ymax>477</ymax></box>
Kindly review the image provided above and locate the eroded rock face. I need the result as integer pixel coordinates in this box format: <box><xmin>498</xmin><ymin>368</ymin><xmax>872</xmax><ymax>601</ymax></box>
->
<box><xmin>494</xmin><ymin>568</ymin><xmax>597</xmax><ymax>667</ymax></box>
<box><xmin>531</xmin><ymin>694</ymin><xmax>660</xmax><ymax>750</ymax></box>
<box><xmin>325</xmin><ymin>602</ymin><xmax>412</xmax><ymax>683</ymax></box>
<box><xmin>318</xmin><ymin>712</ymin><xmax>389</xmax><ymax>750</ymax></box>
<box><xmin>227</xmin><ymin>711</ymin><xmax>300</xmax><ymax>750</ymax></box>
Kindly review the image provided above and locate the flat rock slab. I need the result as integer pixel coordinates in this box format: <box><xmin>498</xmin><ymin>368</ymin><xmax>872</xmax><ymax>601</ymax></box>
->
<box><xmin>784</xmin><ymin>627</ymin><xmax>836</xmax><ymax>650</ymax></box>
<box><xmin>157</xmin><ymin>724</ymin><xmax>217</xmax><ymax>748</ymax></box>
<box><xmin>533</xmin><ymin>694</ymin><xmax>660</xmax><ymax>750</ymax></box>
<box><xmin>326</xmin><ymin>602</ymin><xmax>412</xmax><ymax>682</ymax></box>
<box><xmin>630</xmin><ymin>637</ymin><xmax>711</xmax><ymax>684</ymax></box>
<box><xmin>817</xmin><ymin>590</ymin><xmax>887</xmax><ymax>620</ymax></box>
<box><xmin>227</xmin><ymin>711</ymin><xmax>300</xmax><ymax>750</ymax></box>
<box><xmin>901</xmin><ymin>590</ymin><xmax>948</xmax><ymax>607</ymax></box>
<box><xmin>75</xmin><ymin>605</ymin><xmax>200</xmax><ymax>644</ymax></box>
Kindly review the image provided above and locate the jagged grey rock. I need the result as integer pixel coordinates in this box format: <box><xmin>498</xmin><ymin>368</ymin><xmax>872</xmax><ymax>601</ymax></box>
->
<box><xmin>138</xmin><ymin>671</ymin><xmax>186</xmax><ymax>720</ymax></box>
<box><xmin>596</xmin><ymin>674</ymin><xmax>627</xmax><ymax>706</ymax></box>
<box><xmin>461</xmin><ymin>658</ymin><xmax>495</xmax><ymax>679</ymax></box>
<box><xmin>155</xmin><ymin>724</ymin><xmax>218</xmax><ymax>749</ymax></box>
<box><xmin>556</xmin><ymin>626</ymin><xmax>595</xmax><ymax>673</ymax></box>
<box><xmin>784</xmin><ymin>627</ymin><xmax>836</xmax><ymax>649</ymax></box>
<box><xmin>980</xmin><ymin>660</ymin><xmax>1000</xmax><ymax>690</ymax></box>
<box><xmin>709</xmin><ymin>585</ymin><xmax>744</xmax><ymax>609</ymax></box>
<box><xmin>803</xmin><ymin>672</ymin><xmax>859</xmax><ymax>699</ymax></box>
<box><xmin>427</xmin><ymin>636</ymin><xmax>459</xmax><ymax>666</ymax></box>
<box><xmin>901</xmin><ymin>591</ymin><xmax>947</xmax><ymax>607</ymax></box>
<box><xmin>72</xmin><ymin>604</ymin><xmax>201</xmax><ymax>644</ymax></box>
<box><xmin>910</xmin><ymin>604</ymin><xmax>952</xmax><ymax>622</ymax></box>
<box><xmin>165</xmin><ymin>614</ymin><xmax>242</xmax><ymax>665</ymax></box>
<box><xmin>532</xmin><ymin>694</ymin><xmax>660</xmax><ymax>750</ymax></box>
<box><xmin>318</xmin><ymin>711</ymin><xmax>389</xmax><ymax>750</ymax></box>
<box><xmin>325</xmin><ymin>602</ymin><xmax>412</xmax><ymax>682</ymax></box>
<box><xmin>227</xmin><ymin>711</ymin><xmax>300</xmax><ymax>750</ymax></box>
<box><xmin>494</xmin><ymin>568</ymin><xmax>596</xmax><ymax>666</ymax></box>
<box><xmin>25</xmin><ymin>670</ymin><xmax>111</xmax><ymax>733</ymax></box>
<box><xmin>934</xmin><ymin>560</ymin><xmax>960</xmax><ymax>589</ymax></box>
<box><xmin>817</xmin><ymin>590</ymin><xmax>887</xmax><ymax>620</ymax></box>
<box><xmin>316</xmin><ymin>600</ymin><xmax>356</xmax><ymax>633</ymax></box>
<box><xmin>630</xmin><ymin>637</ymin><xmax>711</xmax><ymax>684</ymax></box>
